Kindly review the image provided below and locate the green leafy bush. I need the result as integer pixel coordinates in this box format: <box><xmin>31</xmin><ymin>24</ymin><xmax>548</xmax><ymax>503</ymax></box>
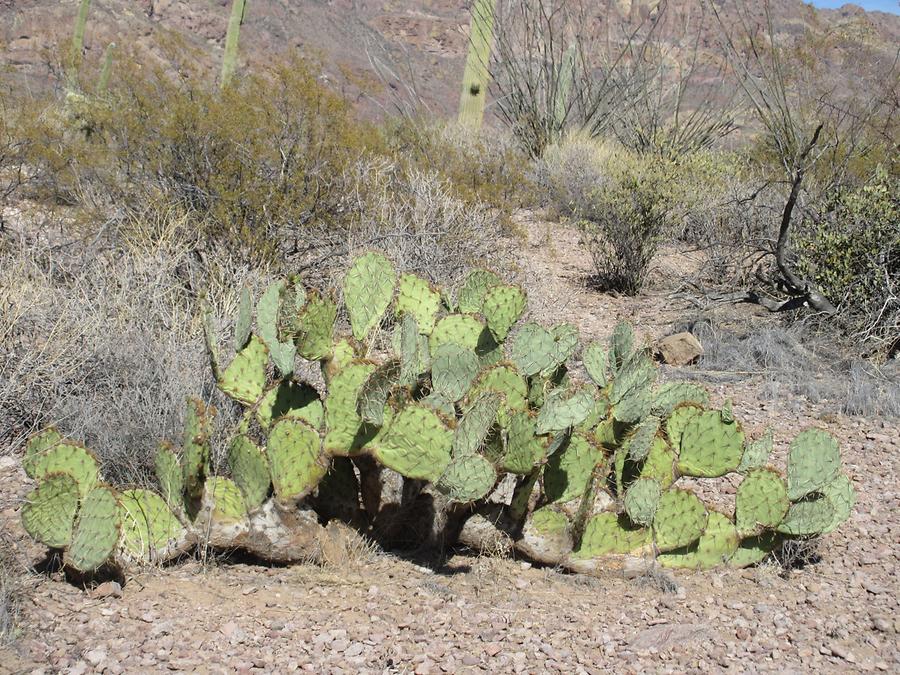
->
<box><xmin>23</xmin><ymin>53</ymin><xmax>382</xmax><ymax>262</ymax></box>
<box><xmin>797</xmin><ymin>167</ymin><xmax>899</xmax><ymax>350</ymax></box>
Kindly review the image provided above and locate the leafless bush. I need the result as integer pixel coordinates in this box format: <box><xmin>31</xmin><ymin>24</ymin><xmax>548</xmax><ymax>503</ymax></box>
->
<box><xmin>0</xmin><ymin>210</ymin><xmax>271</xmax><ymax>484</ymax></box>
<box><xmin>0</xmin><ymin>533</ymin><xmax>24</xmax><ymax>645</ymax></box>
<box><xmin>675</xmin><ymin>319</ymin><xmax>900</xmax><ymax>418</ymax></box>
<box><xmin>293</xmin><ymin>159</ymin><xmax>516</xmax><ymax>291</ymax></box>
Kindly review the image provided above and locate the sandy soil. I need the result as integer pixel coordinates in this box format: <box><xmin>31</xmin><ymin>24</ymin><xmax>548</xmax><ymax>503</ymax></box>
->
<box><xmin>1</xmin><ymin>220</ymin><xmax>897</xmax><ymax>674</ymax></box>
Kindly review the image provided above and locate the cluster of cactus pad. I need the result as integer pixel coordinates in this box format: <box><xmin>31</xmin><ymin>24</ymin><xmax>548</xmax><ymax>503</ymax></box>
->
<box><xmin>21</xmin><ymin>252</ymin><xmax>855</xmax><ymax>575</ymax></box>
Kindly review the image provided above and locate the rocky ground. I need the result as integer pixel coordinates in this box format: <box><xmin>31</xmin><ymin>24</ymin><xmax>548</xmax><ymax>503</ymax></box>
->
<box><xmin>1</xmin><ymin>221</ymin><xmax>897</xmax><ymax>674</ymax></box>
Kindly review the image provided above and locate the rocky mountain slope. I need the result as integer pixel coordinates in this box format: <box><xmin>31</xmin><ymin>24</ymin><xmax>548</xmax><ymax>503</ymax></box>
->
<box><xmin>2</xmin><ymin>0</ymin><xmax>899</xmax><ymax>117</ymax></box>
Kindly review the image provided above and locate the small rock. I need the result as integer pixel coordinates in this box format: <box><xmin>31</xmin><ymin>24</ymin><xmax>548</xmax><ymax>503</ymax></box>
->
<box><xmin>84</xmin><ymin>649</ymin><xmax>107</xmax><ymax>667</ymax></box>
<box><xmin>872</xmin><ymin>616</ymin><xmax>893</xmax><ymax>633</ymax></box>
<box><xmin>828</xmin><ymin>643</ymin><xmax>856</xmax><ymax>662</ymax></box>
<box><xmin>656</xmin><ymin>332</ymin><xmax>703</xmax><ymax>366</ymax></box>
<box><xmin>89</xmin><ymin>581</ymin><xmax>123</xmax><ymax>600</ymax></box>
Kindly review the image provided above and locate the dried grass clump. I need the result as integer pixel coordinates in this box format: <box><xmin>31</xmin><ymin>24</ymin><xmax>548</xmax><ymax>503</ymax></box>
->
<box><xmin>676</xmin><ymin>320</ymin><xmax>900</xmax><ymax>418</ymax></box>
<box><xmin>0</xmin><ymin>210</ymin><xmax>271</xmax><ymax>484</ymax></box>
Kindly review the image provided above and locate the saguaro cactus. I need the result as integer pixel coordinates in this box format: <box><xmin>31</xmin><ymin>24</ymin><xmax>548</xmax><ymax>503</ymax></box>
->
<box><xmin>221</xmin><ymin>0</ymin><xmax>248</xmax><ymax>88</ymax></box>
<box><xmin>458</xmin><ymin>0</ymin><xmax>497</xmax><ymax>127</ymax></box>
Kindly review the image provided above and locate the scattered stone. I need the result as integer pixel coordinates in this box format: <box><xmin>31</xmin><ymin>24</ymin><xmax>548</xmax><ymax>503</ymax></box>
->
<box><xmin>656</xmin><ymin>332</ymin><xmax>703</xmax><ymax>366</ymax></box>
<box><xmin>89</xmin><ymin>581</ymin><xmax>123</xmax><ymax>600</ymax></box>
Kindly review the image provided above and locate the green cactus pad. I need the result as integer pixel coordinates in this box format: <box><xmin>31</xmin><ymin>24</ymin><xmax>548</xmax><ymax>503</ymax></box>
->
<box><xmin>610</xmin><ymin>352</ymin><xmax>655</xmax><ymax>423</ymax></box>
<box><xmin>470</xmin><ymin>364</ymin><xmax>528</xmax><ymax>423</ymax></box>
<box><xmin>329</xmin><ymin>338</ymin><xmax>356</xmax><ymax>373</ymax></box>
<box><xmin>608</xmin><ymin>322</ymin><xmax>636</xmax><ymax>371</ymax></box>
<box><xmin>728</xmin><ymin>533</ymin><xmax>780</xmax><ymax>567</ymax></box>
<box><xmin>503</xmin><ymin>411</ymin><xmax>549</xmax><ymax>474</ymax></box>
<box><xmin>234</xmin><ymin>285</ymin><xmax>253</xmax><ymax>351</ymax></box>
<box><xmin>592</xmin><ymin>418</ymin><xmax>621</xmax><ymax>450</ymax></box>
<box><xmin>738</xmin><ymin>430</ymin><xmax>774</xmax><ymax>473</ymax></box>
<box><xmin>544</xmin><ymin>432</ymin><xmax>604</xmax><ymax>504</ymax></box>
<box><xmin>509</xmin><ymin>323</ymin><xmax>558</xmax><ymax>376</ymax></box>
<box><xmin>665</xmin><ymin>404</ymin><xmax>702</xmax><ymax>453</ymax></box>
<box><xmin>786</xmin><ymin>429</ymin><xmax>841</xmax><ymax>501</ymax></box>
<box><xmin>776</xmin><ymin>496</ymin><xmax>835</xmax><ymax>536</ymax></box>
<box><xmin>370</xmin><ymin>404</ymin><xmax>453</xmax><ymax>482</ymax></box>
<box><xmin>573</xmin><ymin>513</ymin><xmax>651</xmax><ymax>559</ymax></box>
<box><xmin>624</xmin><ymin>416</ymin><xmax>661</xmax><ymax>462</ymax></box>
<box><xmin>256</xmin><ymin>380</ymin><xmax>324</xmax><ymax>431</ymax></box>
<box><xmin>399</xmin><ymin>313</ymin><xmax>423</xmax><ymax>386</ymax></box>
<box><xmin>182</xmin><ymin>398</ymin><xmax>211</xmax><ymax>504</ymax></box>
<box><xmin>67</xmin><ymin>486</ymin><xmax>121</xmax><ymax>572</ymax></box>
<box><xmin>343</xmin><ymin>252</ymin><xmax>397</xmax><ymax>341</ymax></box>
<box><xmin>576</xmin><ymin>398</ymin><xmax>610</xmax><ymax>433</ymax></box>
<box><xmin>481</xmin><ymin>284</ymin><xmax>526</xmax><ymax>342</ymax></box>
<box><xmin>535</xmin><ymin>384</ymin><xmax>596</xmax><ymax>434</ymax></box>
<box><xmin>653</xmin><ymin>488</ymin><xmax>708</xmax><ymax>552</ymax></box>
<box><xmin>652</xmin><ymin>382</ymin><xmax>710</xmax><ymax>416</ymax></box>
<box><xmin>267</xmin><ymin>418</ymin><xmax>328</xmax><ymax>503</ymax></box>
<box><xmin>201</xmin><ymin>301</ymin><xmax>221</xmax><ymax>380</ymax></box>
<box><xmin>23</xmin><ymin>428</ymin><xmax>63</xmax><ymax>477</ymax></box>
<box><xmin>582</xmin><ymin>341</ymin><xmax>609</xmax><ymax>388</ymax></box>
<box><xmin>21</xmin><ymin>473</ymin><xmax>80</xmax><ymax>549</ymax></box>
<box><xmin>204</xmin><ymin>477</ymin><xmax>247</xmax><ymax>524</ymax></box>
<box><xmin>419</xmin><ymin>392</ymin><xmax>457</xmax><ymax>417</ymax></box>
<box><xmin>624</xmin><ymin>477</ymin><xmax>662</xmax><ymax>527</ymax></box>
<box><xmin>25</xmin><ymin>440</ymin><xmax>99</xmax><ymax>498</ymax></box>
<box><xmin>227</xmin><ymin>435</ymin><xmax>270</xmax><ymax>510</ymax></box>
<box><xmin>820</xmin><ymin>474</ymin><xmax>855</xmax><ymax>534</ymax></box>
<box><xmin>735</xmin><ymin>468</ymin><xmax>790</xmax><ymax>536</ymax></box>
<box><xmin>118</xmin><ymin>489</ymin><xmax>186</xmax><ymax>563</ymax></box>
<box><xmin>659</xmin><ymin>510</ymin><xmax>740</xmax><ymax>570</ymax></box>
<box><xmin>396</xmin><ymin>273</ymin><xmax>441</xmax><ymax>335</ymax></box>
<box><xmin>292</xmin><ymin>290</ymin><xmax>337</xmax><ymax>360</ymax></box>
<box><xmin>431</xmin><ymin>343</ymin><xmax>480</xmax><ymax>402</ymax></box>
<box><xmin>257</xmin><ymin>280</ymin><xmax>297</xmax><ymax>376</ymax></box>
<box><xmin>430</xmin><ymin>314</ymin><xmax>485</xmax><ymax>353</ymax></box>
<box><xmin>530</xmin><ymin>507</ymin><xmax>570</xmax><ymax>537</ymax></box>
<box><xmin>454</xmin><ymin>392</ymin><xmax>503</xmax><ymax>457</ymax></box>
<box><xmin>357</xmin><ymin>360</ymin><xmax>402</xmax><ymax>426</ymax></box>
<box><xmin>218</xmin><ymin>335</ymin><xmax>268</xmax><ymax>405</ymax></box>
<box><xmin>154</xmin><ymin>442</ymin><xmax>183</xmax><ymax>510</ymax></box>
<box><xmin>677</xmin><ymin>410</ymin><xmax>744</xmax><ymax>478</ymax></box>
<box><xmin>324</xmin><ymin>360</ymin><xmax>378</xmax><ymax>456</ymax></box>
<box><xmin>457</xmin><ymin>268</ymin><xmax>502</xmax><ymax>314</ymax></box>
<box><xmin>550</xmin><ymin>324</ymin><xmax>579</xmax><ymax>368</ymax></box>
<box><xmin>637</xmin><ymin>437</ymin><xmax>678</xmax><ymax>489</ymax></box>
<box><xmin>436</xmin><ymin>453</ymin><xmax>497</xmax><ymax>502</ymax></box>
<box><xmin>475</xmin><ymin>329</ymin><xmax>505</xmax><ymax>368</ymax></box>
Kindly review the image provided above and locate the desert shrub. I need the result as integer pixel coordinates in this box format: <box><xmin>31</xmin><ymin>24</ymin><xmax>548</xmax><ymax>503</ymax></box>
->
<box><xmin>678</xmin><ymin>319</ymin><xmax>900</xmax><ymax>418</ymax></box>
<box><xmin>386</xmin><ymin>118</ymin><xmax>531</xmax><ymax>213</ymax></box>
<box><xmin>294</xmin><ymin>158</ymin><xmax>516</xmax><ymax>290</ymax></box>
<box><xmin>0</xmin><ymin>546</ymin><xmax>20</xmax><ymax>645</ymax></box>
<box><xmin>541</xmin><ymin>138</ymin><xmax>678</xmax><ymax>294</ymax></box>
<box><xmin>0</xmin><ymin>209</ymin><xmax>267</xmax><ymax>483</ymax></box>
<box><xmin>21</xmin><ymin>53</ymin><xmax>381</xmax><ymax>262</ymax></box>
<box><xmin>796</xmin><ymin>167</ymin><xmax>899</xmax><ymax>351</ymax></box>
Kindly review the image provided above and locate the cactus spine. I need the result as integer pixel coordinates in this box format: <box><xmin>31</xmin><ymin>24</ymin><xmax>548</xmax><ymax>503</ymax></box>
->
<box><xmin>458</xmin><ymin>0</ymin><xmax>496</xmax><ymax>127</ymax></box>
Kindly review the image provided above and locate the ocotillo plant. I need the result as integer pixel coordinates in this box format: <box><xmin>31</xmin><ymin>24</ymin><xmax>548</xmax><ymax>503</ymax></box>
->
<box><xmin>221</xmin><ymin>0</ymin><xmax>248</xmax><ymax>88</ymax></box>
<box><xmin>458</xmin><ymin>0</ymin><xmax>497</xmax><ymax>127</ymax></box>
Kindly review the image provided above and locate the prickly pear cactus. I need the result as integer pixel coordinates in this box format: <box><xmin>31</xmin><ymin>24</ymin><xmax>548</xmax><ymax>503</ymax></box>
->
<box><xmin>19</xmin><ymin>253</ymin><xmax>856</xmax><ymax>578</ymax></box>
